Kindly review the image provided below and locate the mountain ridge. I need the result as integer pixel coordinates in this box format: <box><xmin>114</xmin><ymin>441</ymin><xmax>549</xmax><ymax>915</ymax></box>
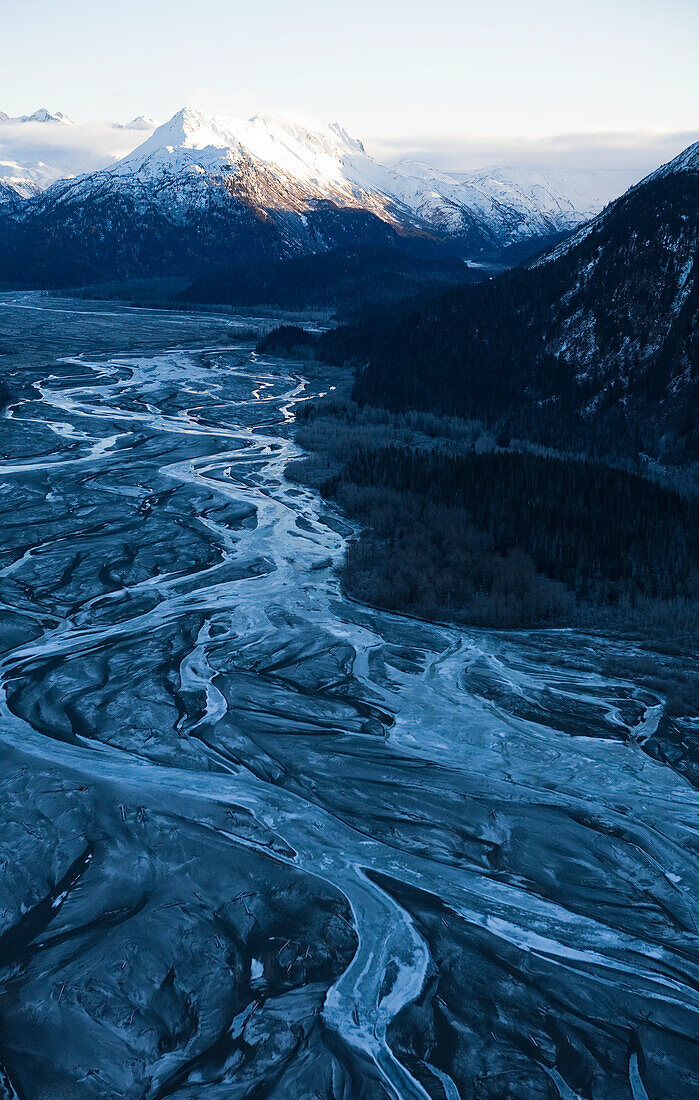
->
<box><xmin>0</xmin><ymin>106</ymin><xmax>639</xmax><ymax>282</ymax></box>
<box><xmin>0</xmin><ymin>108</ymin><xmax>74</xmax><ymax>125</ymax></box>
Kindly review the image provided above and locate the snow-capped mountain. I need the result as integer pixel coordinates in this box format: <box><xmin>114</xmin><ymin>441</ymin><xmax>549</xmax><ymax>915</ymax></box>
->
<box><xmin>0</xmin><ymin>107</ymin><xmax>636</xmax><ymax>284</ymax></box>
<box><xmin>113</xmin><ymin>116</ymin><xmax>157</xmax><ymax>131</ymax></box>
<box><xmin>0</xmin><ymin>108</ymin><xmax>74</xmax><ymax>125</ymax></box>
<box><xmin>82</xmin><ymin>108</ymin><xmax>411</xmax><ymax>225</ymax></box>
<box><xmin>0</xmin><ymin>148</ymin><xmax>69</xmax><ymax>205</ymax></box>
<box><xmin>0</xmin><ymin>165</ymin><xmax>44</xmax><ymax>204</ymax></box>
<box><xmin>0</xmin><ymin>157</ymin><xmax>73</xmax><ymax>204</ymax></box>
<box><xmin>0</xmin><ymin>109</ymin><xmax>428</xmax><ymax>283</ymax></box>
<box><xmin>386</xmin><ymin>161</ymin><xmax>629</xmax><ymax>250</ymax></box>
<box><xmin>38</xmin><ymin>108</ymin><xmax>599</xmax><ymax>249</ymax></box>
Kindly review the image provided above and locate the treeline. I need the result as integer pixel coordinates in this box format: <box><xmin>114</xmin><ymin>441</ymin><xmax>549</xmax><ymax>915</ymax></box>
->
<box><xmin>336</xmin><ymin>487</ymin><xmax>575</xmax><ymax>628</ymax></box>
<box><xmin>327</xmin><ymin>447</ymin><xmax>699</xmax><ymax>606</ymax></box>
<box><xmin>258</xmin><ymin>325</ymin><xmax>320</xmax><ymax>357</ymax></box>
<box><xmin>182</xmin><ymin>246</ymin><xmax>477</xmax><ymax>319</ymax></box>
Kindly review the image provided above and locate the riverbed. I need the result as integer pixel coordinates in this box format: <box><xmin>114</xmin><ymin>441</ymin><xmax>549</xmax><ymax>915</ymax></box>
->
<box><xmin>0</xmin><ymin>295</ymin><xmax>696</xmax><ymax>1099</ymax></box>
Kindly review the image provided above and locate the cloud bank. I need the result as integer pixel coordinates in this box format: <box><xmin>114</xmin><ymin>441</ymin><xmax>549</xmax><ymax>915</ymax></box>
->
<box><xmin>369</xmin><ymin>129</ymin><xmax>699</xmax><ymax>181</ymax></box>
<box><xmin>0</xmin><ymin>119</ymin><xmax>152</xmax><ymax>185</ymax></box>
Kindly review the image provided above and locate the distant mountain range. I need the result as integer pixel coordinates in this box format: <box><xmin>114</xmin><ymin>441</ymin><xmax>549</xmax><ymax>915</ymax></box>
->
<box><xmin>0</xmin><ymin>108</ymin><xmax>75</xmax><ymax>125</ymax></box>
<box><xmin>309</xmin><ymin>138</ymin><xmax>699</xmax><ymax>464</ymax></box>
<box><xmin>0</xmin><ymin>107</ymin><xmax>642</xmax><ymax>285</ymax></box>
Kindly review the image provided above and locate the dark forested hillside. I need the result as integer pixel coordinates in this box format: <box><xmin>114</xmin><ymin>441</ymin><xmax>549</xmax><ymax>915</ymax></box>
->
<box><xmin>315</xmin><ymin>168</ymin><xmax>699</xmax><ymax>464</ymax></box>
<box><xmin>0</xmin><ymin>193</ymin><xmax>445</xmax><ymax>288</ymax></box>
<box><xmin>300</xmin><ymin>432</ymin><xmax>697</xmax><ymax>637</ymax></box>
<box><xmin>182</xmin><ymin>246</ymin><xmax>479</xmax><ymax>317</ymax></box>
<box><xmin>280</xmin><ymin>392</ymin><xmax>699</xmax><ymax>638</ymax></box>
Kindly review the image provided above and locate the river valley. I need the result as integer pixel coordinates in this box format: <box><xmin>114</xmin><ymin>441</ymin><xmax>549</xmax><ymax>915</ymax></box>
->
<box><xmin>0</xmin><ymin>294</ymin><xmax>697</xmax><ymax>1099</ymax></box>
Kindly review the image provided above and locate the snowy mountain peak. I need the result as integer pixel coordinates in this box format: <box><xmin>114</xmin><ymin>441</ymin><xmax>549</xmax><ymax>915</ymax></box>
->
<box><xmin>129</xmin><ymin>108</ymin><xmax>368</xmax><ymax>166</ymax></box>
<box><xmin>28</xmin><ymin>108</ymin><xmax>73</xmax><ymax>124</ymax></box>
<box><xmin>116</xmin><ymin>108</ymin><xmax>392</xmax><ymax>204</ymax></box>
<box><xmin>124</xmin><ymin>115</ymin><xmax>156</xmax><ymax>131</ymax></box>
<box><xmin>131</xmin><ymin>107</ymin><xmax>236</xmax><ymax>152</ymax></box>
<box><xmin>112</xmin><ymin>115</ymin><xmax>157</xmax><ymax>131</ymax></box>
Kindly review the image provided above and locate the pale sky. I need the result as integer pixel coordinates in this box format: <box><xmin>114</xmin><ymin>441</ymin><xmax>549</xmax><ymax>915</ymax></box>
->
<box><xmin>2</xmin><ymin>0</ymin><xmax>698</xmax><ymax>171</ymax></box>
